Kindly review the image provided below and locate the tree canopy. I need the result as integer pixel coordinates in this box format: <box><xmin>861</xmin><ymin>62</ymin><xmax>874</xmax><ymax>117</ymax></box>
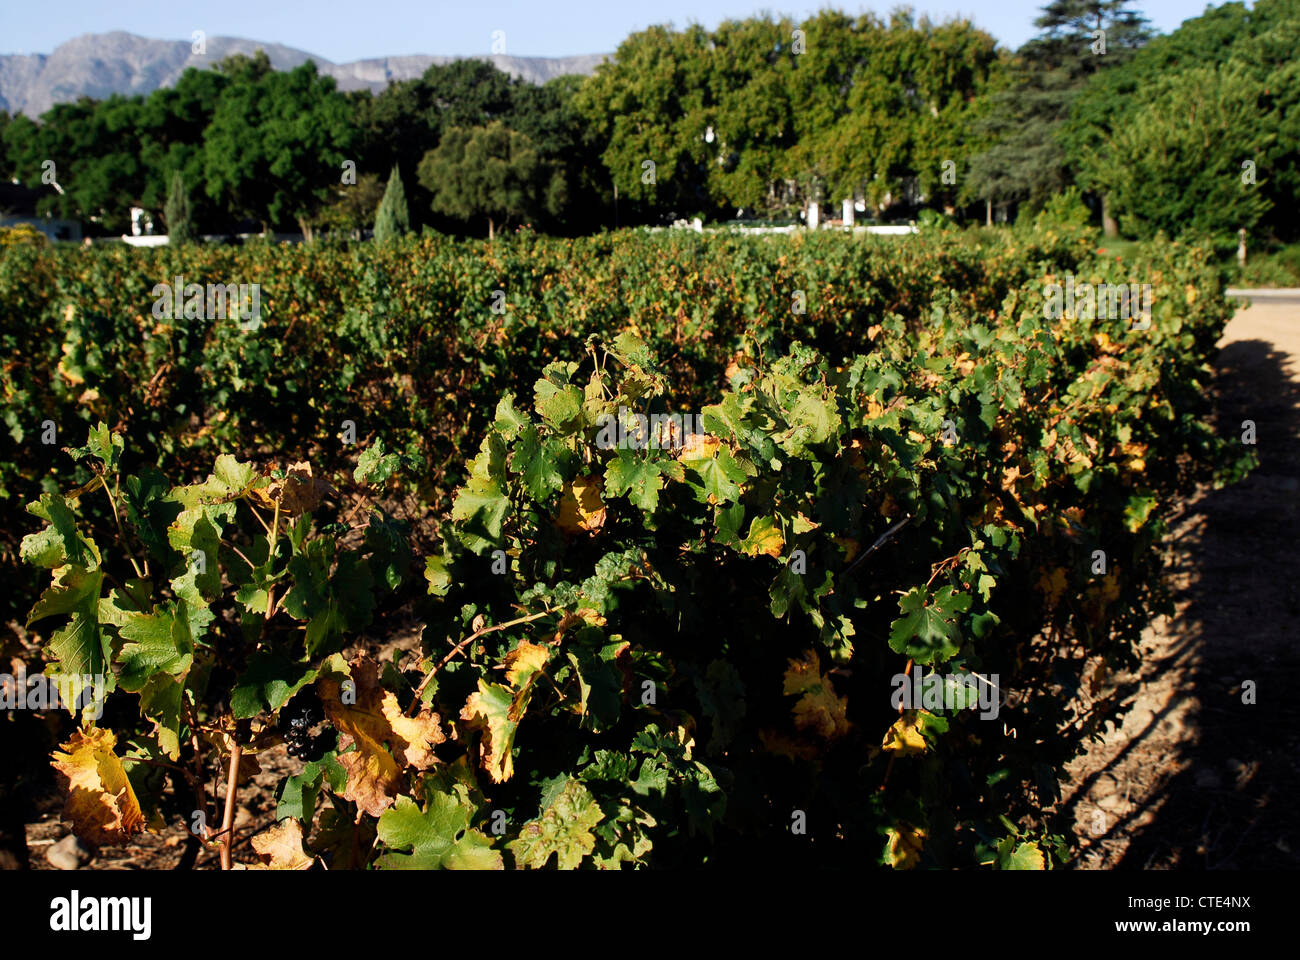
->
<box><xmin>1</xmin><ymin>3</ymin><xmax>1297</xmax><ymax>245</ymax></box>
<box><xmin>417</xmin><ymin>121</ymin><xmax>561</xmax><ymax>239</ymax></box>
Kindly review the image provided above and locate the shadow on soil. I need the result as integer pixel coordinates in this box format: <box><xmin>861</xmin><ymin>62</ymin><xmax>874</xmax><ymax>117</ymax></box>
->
<box><xmin>1064</xmin><ymin>337</ymin><xmax>1300</xmax><ymax>869</ymax></box>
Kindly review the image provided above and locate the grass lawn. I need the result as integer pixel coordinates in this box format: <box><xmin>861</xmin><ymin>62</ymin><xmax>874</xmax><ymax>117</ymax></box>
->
<box><xmin>1094</xmin><ymin>238</ymin><xmax>1143</xmax><ymax>260</ymax></box>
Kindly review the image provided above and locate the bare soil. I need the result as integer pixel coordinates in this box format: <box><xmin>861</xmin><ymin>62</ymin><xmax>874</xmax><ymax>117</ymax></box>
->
<box><xmin>1061</xmin><ymin>295</ymin><xmax>1300</xmax><ymax>869</ymax></box>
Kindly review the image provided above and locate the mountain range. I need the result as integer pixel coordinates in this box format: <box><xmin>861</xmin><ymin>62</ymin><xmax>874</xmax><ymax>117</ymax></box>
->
<box><xmin>0</xmin><ymin>32</ymin><xmax>608</xmax><ymax>117</ymax></box>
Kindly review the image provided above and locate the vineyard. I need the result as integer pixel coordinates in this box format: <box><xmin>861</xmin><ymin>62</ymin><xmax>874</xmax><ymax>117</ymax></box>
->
<box><xmin>0</xmin><ymin>224</ymin><xmax>1253</xmax><ymax>869</ymax></box>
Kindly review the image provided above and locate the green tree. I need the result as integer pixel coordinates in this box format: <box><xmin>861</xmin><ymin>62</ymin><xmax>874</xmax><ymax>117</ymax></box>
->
<box><xmin>1078</xmin><ymin>65</ymin><xmax>1273</xmax><ymax>239</ymax></box>
<box><xmin>203</xmin><ymin>59</ymin><xmax>355</xmax><ymax>235</ymax></box>
<box><xmin>417</xmin><ymin>121</ymin><xmax>560</xmax><ymax>239</ymax></box>
<box><xmin>313</xmin><ymin>172</ymin><xmax>385</xmax><ymax>239</ymax></box>
<box><xmin>137</xmin><ymin>67</ymin><xmax>231</xmax><ymax>228</ymax></box>
<box><xmin>791</xmin><ymin>11</ymin><xmax>1001</xmax><ymax>219</ymax></box>
<box><xmin>373</xmin><ymin>164</ymin><xmax>411</xmax><ymax>242</ymax></box>
<box><xmin>574</xmin><ymin>24</ymin><xmax>715</xmax><ymax>218</ymax></box>
<box><xmin>2</xmin><ymin>95</ymin><xmax>146</xmax><ymax>232</ymax></box>
<box><xmin>966</xmin><ymin>1</ymin><xmax>1150</xmax><ymax>223</ymax></box>
<box><xmin>164</xmin><ymin>171</ymin><xmax>198</xmax><ymax>244</ymax></box>
<box><xmin>1065</xmin><ymin>0</ymin><xmax>1300</xmax><ymax>242</ymax></box>
<box><xmin>576</xmin><ymin>12</ymin><xmax>1001</xmax><ymax>223</ymax></box>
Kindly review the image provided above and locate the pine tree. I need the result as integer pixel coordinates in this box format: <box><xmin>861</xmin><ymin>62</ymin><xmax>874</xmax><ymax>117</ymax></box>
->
<box><xmin>165</xmin><ymin>171</ymin><xmax>198</xmax><ymax>245</ymax></box>
<box><xmin>373</xmin><ymin>164</ymin><xmax>411</xmax><ymax>242</ymax></box>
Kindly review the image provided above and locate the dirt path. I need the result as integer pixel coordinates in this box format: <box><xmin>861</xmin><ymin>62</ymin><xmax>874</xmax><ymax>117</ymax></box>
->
<box><xmin>1062</xmin><ymin>292</ymin><xmax>1300</xmax><ymax>869</ymax></box>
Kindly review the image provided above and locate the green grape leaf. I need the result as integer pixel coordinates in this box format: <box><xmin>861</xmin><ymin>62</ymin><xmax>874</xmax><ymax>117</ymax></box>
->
<box><xmin>779</xmin><ymin>391</ymin><xmax>840</xmax><ymax>455</ymax></box>
<box><xmin>68</xmin><ymin>422</ymin><xmax>123</xmax><ymax>472</ymax></box>
<box><xmin>363</xmin><ymin>511</ymin><xmax>411</xmax><ymax>591</ymax></box>
<box><xmin>511</xmin><ymin>424</ymin><xmax>565</xmax><ymax>502</ymax></box>
<box><xmin>277</xmin><ymin>753</ymin><xmax>346</xmax><ymax>822</ymax></box>
<box><xmin>354</xmin><ymin>439</ymin><xmax>422</xmax><ymax>486</ymax></box>
<box><xmin>21</xmin><ymin>493</ymin><xmax>99</xmax><ymax>569</ymax></box>
<box><xmin>376</xmin><ymin>786</ymin><xmax>503</xmax><ymax>870</ymax></box>
<box><xmin>231</xmin><ymin>650</ymin><xmax>319</xmax><ymax>719</ymax></box>
<box><xmin>28</xmin><ymin>565</ymin><xmax>108</xmax><ymax>678</ymax></box>
<box><xmin>459</xmin><ymin>681</ymin><xmax>520</xmax><ymax>783</ymax></box>
<box><xmin>1123</xmin><ymin>493</ymin><xmax>1157</xmax><ymax>532</ymax></box>
<box><xmin>714</xmin><ymin>503</ymin><xmax>745</xmax><ymax>546</ymax></box>
<box><xmin>167</xmin><ymin>499</ymin><xmax>231</xmax><ymax>605</ymax></box>
<box><xmin>110</xmin><ymin>599</ymin><xmax>194</xmax><ymax>692</ymax></box>
<box><xmin>888</xmin><ymin>585</ymin><xmax>972</xmax><ymax>665</ymax></box>
<box><xmin>534</xmin><ymin>379</ymin><xmax>584</xmax><ymax>435</ymax></box>
<box><xmin>122</xmin><ymin>467</ymin><xmax>180</xmax><ymax>566</ymax></box>
<box><xmin>999</xmin><ymin>839</ymin><xmax>1046</xmax><ymax>870</ymax></box>
<box><xmin>424</xmin><ymin>555</ymin><xmax>452</xmax><ymax>596</ymax></box>
<box><xmin>604</xmin><ymin>450</ymin><xmax>667</xmax><ymax>512</ymax></box>
<box><xmin>508</xmin><ymin>779</ymin><xmax>604</xmax><ymax>870</ymax></box>
<box><xmin>493</xmin><ymin>391</ymin><xmax>530</xmax><ymax>438</ymax></box>
<box><xmin>451</xmin><ymin>436</ymin><xmax>511</xmax><ymax>549</ymax></box>
<box><xmin>683</xmin><ymin>443</ymin><xmax>746</xmax><ymax>504</ymax></box>
<box><xmin>137</xmin><ymin>673</ymin><xmax>187</xmax><ymax>760</ymax></box>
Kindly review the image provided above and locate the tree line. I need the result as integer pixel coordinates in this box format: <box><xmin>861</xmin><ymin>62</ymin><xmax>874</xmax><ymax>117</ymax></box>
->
<box><xmin>1</xmin><ymin>0</ymin><xmax>1296</xmax><ymax>246</ymax></box>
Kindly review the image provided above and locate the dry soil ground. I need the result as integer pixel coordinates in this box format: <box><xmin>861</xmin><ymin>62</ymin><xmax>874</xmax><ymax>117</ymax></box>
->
<box><xmin>1061</xmin><ymin>291</ymin><xmax>1300</xmax><ymax>869</ymax></box>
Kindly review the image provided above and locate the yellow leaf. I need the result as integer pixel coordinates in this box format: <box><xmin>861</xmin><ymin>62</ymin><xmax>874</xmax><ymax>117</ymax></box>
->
<box><xmin>782</xmin><ymin>649</ymin><xmax>823</xmax><ymax>696</ymax></box>
<box><xmin>556</xmin><ymin>475</ymin><xmax>606</xmax><ymax>534</ymax></box>
<box><xmin>782</xmin><ymin>650</ymin><xmax>850</xmax><ymax>740</ymax></box>
<box><xmin>880</xmin><ymin>712</ymin><xmax>928</xmax><ymax>756</ymax></box>
<box><xmin>461</xmin><ymin>640</ymin><xmax>552</xmax><ymax>783</ymax></box>
<box><xmin>247</xmin><ymin>460</ymin><xmax>336</xmax><ymax>516</ymax></box>
<box><xmin>460</xmin><ymin>682</ymin><xmax>519</xmax><ymax>783</ymax></box>
<box><xmin>793</xmin><ymin>686</ymin><xmax>851</xmax><ymax>740</ymax></box>
<box><xmin>320</xmin><ymin>658</ymin><xmax>445</xmax><ymax>817</ymax></box>
<box><xmin>247</xmin><ymin>819</ymin><xmax>314</xmax><ymax>870</ymax></box>
<box><xmin>885</xmin><ymin>822</ymin><xmax>926</xmax><ymax>869</ymax></box>
<box><xmin>679</xmin><ymin>432</ymin><xmax>721</xmax><ymax>464</ymax></box>
<box><xmin>833</xmin><ymin>535</ymin><xmax>859</xmax><ymax>563</ymax></box>
<box><xmin>1120</xmin><ymin>441</ymin><xmax>1147</xmax><ymax>474</ymax></box>
<box><xmin>758</xmin><ymin>729</ymin><xmax>821</xmax><ymax>762</ymax></box>
<box><xmin>792</xmin><ymin>512</ymin><xmax>819</xmax><ymax>534</ymax></box>
<box><xmin>723</xmin><ymin>353</ymin><xmax>753</xmax><ymax>379</ymax></box>
<box><xmin>504</xmin><ymin>640</ymin><xmax>550</xmax><ymax>687</ymax></box>
<box><xmin>740</xmin><ymin>515</ymin><xmax>785</xmax><ymax>558</ymax></box>
<box><xmin>1007</xmin><ymin>840</ymin><xmax>1046</xmax><ymax>870</ymax></box>
<box><xmin>57</xmin><ymin>343</ymin><xmax>84</xmax><ymax>386</ymax></box>
<box><xmin>50</xmin><ymin>727</ymin><xmax>147</xmax><ymax>846</ymax></box>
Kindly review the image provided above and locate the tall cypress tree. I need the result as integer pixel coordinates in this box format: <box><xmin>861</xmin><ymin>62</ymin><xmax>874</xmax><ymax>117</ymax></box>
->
<box><xmin>165</xmin><ymin>171</ymin><xmax>198</xmax><ymax>245</ymax></box>
<box><xmin>373</xmin><ymin>164</ymin><xmax>411</xmax><ymax>242</ymax></box>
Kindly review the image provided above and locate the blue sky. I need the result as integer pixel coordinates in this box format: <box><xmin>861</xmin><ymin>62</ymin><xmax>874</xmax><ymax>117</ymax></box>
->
<box><xmin>0</xmin><ymin>1</ymin><xmax>1220</xmax><ymax>59</ymax></box>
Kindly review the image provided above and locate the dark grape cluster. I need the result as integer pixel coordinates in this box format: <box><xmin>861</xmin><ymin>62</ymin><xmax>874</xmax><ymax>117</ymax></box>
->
<box><xmin>280</xmin><ymin>692</ymin><xmax>335</xmax><ymax>762</ymax></box>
